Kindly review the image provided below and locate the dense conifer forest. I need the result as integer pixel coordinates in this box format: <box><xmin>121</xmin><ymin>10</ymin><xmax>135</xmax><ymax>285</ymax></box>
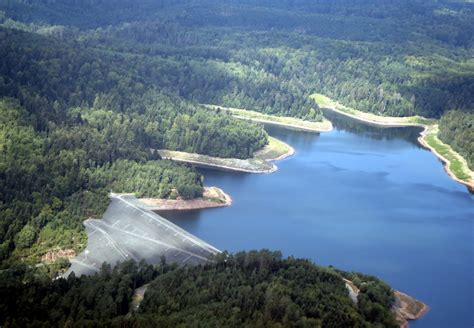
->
<box><xmin>1</xmin><ymin>0</ymin><xmax>472</xmax><ymax>167</ymax></box>
<box><xmin>0</xmin><ymin>250</ymin><xmax>399</xmax><ymax>327</ymax></box>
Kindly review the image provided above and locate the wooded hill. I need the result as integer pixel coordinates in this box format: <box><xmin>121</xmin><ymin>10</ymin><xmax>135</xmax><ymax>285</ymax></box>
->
<box><xmin>1</xmin><ymin>0</ymin><xmax>472</xmax><ymax>168</ymax></box>
<box><xmin>0</xmin><ymin>0</ymin><xmax>470</xmax><ymax>320</ymax></box>
<box><xmin>0</xmin><ymin>250</ymin><xmax>399</xmax><ymax>327</ymax></box>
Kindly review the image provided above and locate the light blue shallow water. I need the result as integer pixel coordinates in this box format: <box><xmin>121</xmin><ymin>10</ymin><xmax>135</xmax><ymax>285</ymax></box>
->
<box><xmin>160</xmin><ymin>111</ymin><xmax>474</xmax><ymax>327</ymax></box>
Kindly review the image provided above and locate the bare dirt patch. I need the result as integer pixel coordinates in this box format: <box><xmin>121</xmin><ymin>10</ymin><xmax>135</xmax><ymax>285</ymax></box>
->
<box><xmin>393</xmin><ymin>290</ymin><xmax>429</xmax><ymax>328</ymax></box>
<box><xmin>41</xmin><ymin>248</ymin><xmax>76</xmax><ymax>264</ymax></box>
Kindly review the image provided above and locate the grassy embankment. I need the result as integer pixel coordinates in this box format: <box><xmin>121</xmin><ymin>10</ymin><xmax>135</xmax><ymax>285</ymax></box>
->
<box><xmin>312</xmin><ymin>93</ymin><xmax>473</xmax><ymax>189</ymax></box>
<box><xmin>421</xmin><ymin>125</ymin><xmax>472</xmax><ymax>182</ymax></box>
<box><xmin>254</xmin><ymin>136</ymin><xmax>294</xmax><ymax>161</ymax></box>
<box><xmin>311</xmin><ymin>94</ymin><xmax>435</xmax><ymax>126</ymax></box>
<box><xmin>158</xmin><ymin>136</ymin><xmax>294</xmax><ymax>173</ymax></box>
<box><xmin>204</xmin><ymin>104</ymin><xmax>333</xmax><ymax>132</ymax></box>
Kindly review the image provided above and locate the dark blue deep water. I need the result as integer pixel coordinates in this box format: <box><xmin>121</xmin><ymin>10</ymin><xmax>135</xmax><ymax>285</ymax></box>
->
<box><xmin>160</xmin><ymin>111</ymin><xmax>474</xmax><ymax>328</ymax></box>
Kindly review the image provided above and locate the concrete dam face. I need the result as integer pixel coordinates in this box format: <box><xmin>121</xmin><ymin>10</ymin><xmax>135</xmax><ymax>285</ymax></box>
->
<box><xmin>65</xmin><ymin>194</ymin><xmax>220</xmax><ymax>277</ymax></box>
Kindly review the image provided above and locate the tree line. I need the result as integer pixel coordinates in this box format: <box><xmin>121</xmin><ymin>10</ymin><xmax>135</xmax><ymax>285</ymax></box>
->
<box><xmin>0</xmin><ymin>250</ymin><xmax>399</xmax><ymax>327</ymax></box>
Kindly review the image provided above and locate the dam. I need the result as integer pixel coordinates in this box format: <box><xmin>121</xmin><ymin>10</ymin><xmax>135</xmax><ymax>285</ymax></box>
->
<box><xmin>65</xmin><ymin>193</ymin><xmax>220</xmax><ymax>277</ymax></box>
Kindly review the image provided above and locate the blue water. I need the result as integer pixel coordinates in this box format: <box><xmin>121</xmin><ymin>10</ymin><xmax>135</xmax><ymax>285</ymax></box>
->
<box><xmin>160</xmin><ymin>111</ymin><xmax>474</xmax><ymax>328</ymax></box>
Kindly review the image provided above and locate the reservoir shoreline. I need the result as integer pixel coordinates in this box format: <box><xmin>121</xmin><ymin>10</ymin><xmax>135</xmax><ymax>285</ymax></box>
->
<box><xmin>158</xmin><ymin>136</ymin><xmax>294</xmax><ymax>174</ymax></box>
<box><xmin>343</xmin><ymin>278</ymin><xmax>429</xmax><ymax>328</ymax></box>
<box><xmin>417</xmin><ymin>125</ymin><xmax>474</xmax><ymax>192</ymax></box>
<box><xmin>163</xmin><ymin>119</ymin><xmax>473</xmax><ymax>328</ymax></box>
<box><xmin>232</xmin><ymin>114</ymin><xmax>333</xmax><ymax>133</ymax></box>
<box><xmin>393</xmin><ymin>290</ymin><xmax>430</xmax><ymax>328</ymax></box>
<box><xmin>162</xmin><ymin>155</ymin><xmax>274</xmax><ymax>173</ymax></box>
<box><xmin>314</xmin><ymin>95</ymin><xmax>474</xmax><ymax>191</ymax></box>
<box><xmin>140</xmin><ymin>186</ymin><xmax>232</xmax><ymax>211</ymax></box>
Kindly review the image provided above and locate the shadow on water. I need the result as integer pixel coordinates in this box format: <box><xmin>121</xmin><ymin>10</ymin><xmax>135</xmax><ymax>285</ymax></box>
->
<box><xmin>263</xmin><ymin>123</ymin><xmax>321</xmax><ymax>152</ymax></box>
<box><xmin>321</xmin><ymin>108</ymin><xmax>424</xmax><ymax>146</ymax></box>
<box><xmin>156</xmin><ymin>210</ymin><xmax>204</xmax><ymax>232</ymax></box>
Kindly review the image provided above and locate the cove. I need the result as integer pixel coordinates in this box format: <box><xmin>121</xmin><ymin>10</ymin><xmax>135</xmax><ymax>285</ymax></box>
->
<box><xmin>159</xmin><ymin>110</ymin><xmax>474</xmax><ymax>328</ymax></box>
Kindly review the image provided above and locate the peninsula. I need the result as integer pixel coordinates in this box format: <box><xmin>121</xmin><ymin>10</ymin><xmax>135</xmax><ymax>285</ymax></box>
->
<box><xmin>140</xmin><ymin>186</ymin><xmax>232</xmax><ymax>211</ymax></box>
<box><xmin>343</xmin><ymin>278</ymin><xmax>429</xmax><ymax>328</ymax></box>
<box><xmin>158</xmin><ymin>136</ymin><xmax>294</xmax><ymax>173</ymax></box>
<box><xmin>312</xmin><ymin>93</ymin><xmax>474</xmax><ymax>191</ymax></box>
<box><xmin>393</xmin><ymin>291</ymin><xmax>430</xmax><ymax>328</ymax></box>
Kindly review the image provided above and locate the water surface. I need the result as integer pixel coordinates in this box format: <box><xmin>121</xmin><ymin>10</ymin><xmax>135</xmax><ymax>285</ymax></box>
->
<box><xmin>160</xmin><ymin>111</ymin><xmax>474</xmax><ymax>327</ymax></box>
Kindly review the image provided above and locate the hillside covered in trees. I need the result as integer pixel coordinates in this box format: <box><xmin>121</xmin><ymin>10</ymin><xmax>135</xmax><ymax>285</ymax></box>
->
<box><xmin>0</xmin><ymin>250</ymin><xmax>399</xmax><ymax>327</ymax></box>
<box><xmin>0</xmin><ymin>97</ymin><xmax>216</xmax><ymax>265</ymax></box>
<box><xmin>0</xmin><ymin>0</ymin><xmax>469</xmax><ymax>324</ymax></box>
<box><xmin>1</xmin><ymin>0</ymin><xmax>472</xmax><ymax>119</ymax></box>
<box><xmin>1</xmin><ymin>0</ymin><xmax>472</xmax><ymax>174</ymax></box>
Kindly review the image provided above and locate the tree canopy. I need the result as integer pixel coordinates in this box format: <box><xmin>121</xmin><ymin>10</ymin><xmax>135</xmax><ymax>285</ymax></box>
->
<box><xmin>0</xmin><ymin>250</ymin><xmax>399</xmax><ymax>327</ymax></box>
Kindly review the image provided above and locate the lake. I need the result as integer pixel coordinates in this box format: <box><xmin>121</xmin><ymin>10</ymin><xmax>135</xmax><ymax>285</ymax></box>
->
<box><xmin>159</xmin><ymin>110</ymin><xmax>474</xmax><ymax>328</ymax></box>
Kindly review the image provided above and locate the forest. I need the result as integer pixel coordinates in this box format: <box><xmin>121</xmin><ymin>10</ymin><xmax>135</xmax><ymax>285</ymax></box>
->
<box><xmin>1</xmin><ymin>0</ymin><xmax>471</xmax><ymax>159</ymax></box>
<box><xmin>0</xmin><ymin>27</ymin><xmax>268</xmax><ymax>158</ymax></box>
<box><xmin>0</xmin><ymin>0</ymin><xmax>471</xmax><ymax>323</ymax></box>
<box><xmin>89</xmin><ymin>160</ymin><xmax>204</xmax><ymax>199</ymax></box>
<box><xmin>0</xmin><ymin>11</ymin><xmax>272</xmax><ymax>264</ymax></box>
<box><xmin>0</xmin><ymin>97</ymin><xmax>213</xmax><ymax>265</ymax></box>
<box><xmin>0</xmin><ymin>250</ymin><xmax>399</xmax><ymax>327</ymax></box>
<box><xmin>1</xmin><ymin>0</ymin><xmax>472</xmax><ymax>119</ymax></box>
